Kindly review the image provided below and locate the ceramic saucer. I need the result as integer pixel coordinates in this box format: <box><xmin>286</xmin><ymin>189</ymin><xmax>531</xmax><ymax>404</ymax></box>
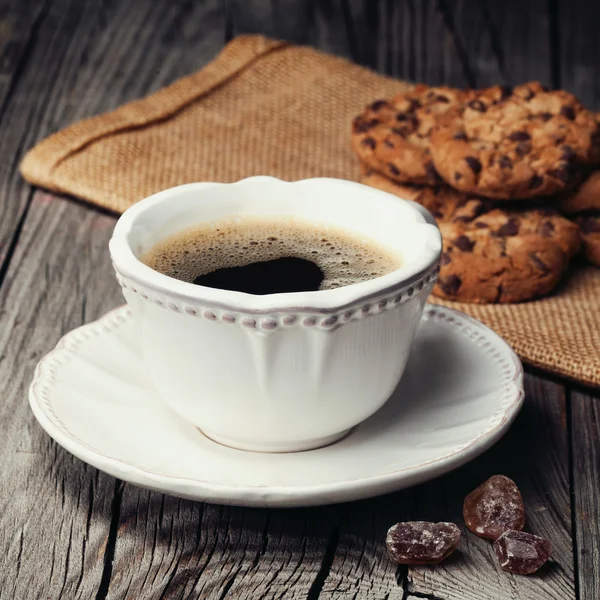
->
<box><xmin>29</xmin><ymin>305</ymin><xmax>523</xmax><ymax>508</ymax></box>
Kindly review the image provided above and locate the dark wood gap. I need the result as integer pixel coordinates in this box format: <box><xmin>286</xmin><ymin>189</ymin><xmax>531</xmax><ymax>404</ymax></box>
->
<box><xmin>306</xmin><ymin>525</ymin><xmax>340</xmax><ymax>600</ymax></box>
<box><xmin>339</xmin><ymin>0</ymin><xmax>360</xmax><ymax>63</ymax></box>
<box><xmin>547</xmin><ymin>0</ymin><xmax>562</xmax><ymax>89</ymax></box>
<box><xmin>566</xmin><ymin>388</ymin><xmax>581</xmax><ymax>600</ymax></box>
<box><xmin>434</xmin><ymin>0</ymin><xmax>475</xmax><ymax>87</ymax></box>
<box><xmin>94</xmin><ymin>480</ymin><xmax>124</xmax><ymax>600</ymax></box>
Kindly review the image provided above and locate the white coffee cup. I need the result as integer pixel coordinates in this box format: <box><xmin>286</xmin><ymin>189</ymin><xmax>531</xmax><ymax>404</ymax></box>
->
<box><xmin>109</xmin><ymin>177</ymin><xmax>442</xmax><ymax>452</ymax></box>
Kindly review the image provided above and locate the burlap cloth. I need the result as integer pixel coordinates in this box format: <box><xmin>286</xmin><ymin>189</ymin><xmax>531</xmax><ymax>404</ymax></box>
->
<box><xmin>20</xmin><ymin>35</ymin><xmax>600</xmax><ymax>387</ymax></box>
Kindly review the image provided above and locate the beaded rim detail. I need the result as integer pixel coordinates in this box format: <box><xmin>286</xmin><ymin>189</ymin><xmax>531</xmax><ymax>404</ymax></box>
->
<box><xmin>115</xmin><ymin>262</ymin><xmax>440</xmax><ymax>331</ymax></box>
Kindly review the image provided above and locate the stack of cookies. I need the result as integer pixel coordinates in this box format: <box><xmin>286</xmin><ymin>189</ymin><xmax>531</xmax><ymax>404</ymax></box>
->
<box><xmin>351</xmin><ymin>82</ymin><xmax>600</xmax><ymax>303</ymax></box>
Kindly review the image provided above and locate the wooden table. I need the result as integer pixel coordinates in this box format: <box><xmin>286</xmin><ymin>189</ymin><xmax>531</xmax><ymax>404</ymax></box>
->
<box><xmin>0</xmin><ymin>1</ymin><xmax>598</xmax><ymax>598</ymax></box>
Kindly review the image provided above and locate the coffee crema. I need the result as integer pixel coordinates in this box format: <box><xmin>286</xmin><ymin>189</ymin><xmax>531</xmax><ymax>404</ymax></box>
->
<box><xmin>141</xmin><ymin>217</ymin><xmax>402</xmax><ymax>295</ymax></box>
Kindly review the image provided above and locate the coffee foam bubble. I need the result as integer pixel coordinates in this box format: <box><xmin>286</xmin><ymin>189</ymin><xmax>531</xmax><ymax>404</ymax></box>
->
<box><xmin>142</xmin><ymin>217</ymin><xmax>402</xmax><ymax>291</ymax></box>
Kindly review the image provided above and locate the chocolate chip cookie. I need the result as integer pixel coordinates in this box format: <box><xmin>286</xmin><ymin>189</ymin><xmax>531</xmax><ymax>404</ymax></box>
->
<box><xmin>351</xmin><ymin>85</ymin><xmax>466</xmax><ymax>185</ymax></box>
<box><xmin>559</xmin><ymin>170</ymin><xmax>600</xmax><ymax>266</ymax></box>
<box><xmin>360</xmin><ymin>170</ymin><xmax>581</xmax><ymax>303</ymax></box>
<box><xmin>436</xmin><ymin>207</ymin><xmax>580</xmax><ymax>303</ymax></box>
<box><xmin>430</xmin><ymin>82</ymin><xmax>600</xmax><ymax>199</ymax></box>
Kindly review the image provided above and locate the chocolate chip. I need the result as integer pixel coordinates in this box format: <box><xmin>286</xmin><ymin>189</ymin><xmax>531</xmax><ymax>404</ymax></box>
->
<box><xmin>561</xmin><ymin>145</ymin><xmax>575</xmax><ymax>159</ymax></box>
<box><xmin>499</xmin><ymin>85</ymin><xmax>513</xmax><ymax>100</ymax></box>
<box><xmin>353</xmin><ymin>117</ymin><xmax>378</xmax><ymax>132</ymax></box>
<box><xmin>560</xmin><ymin>105</ymin><xmax>576</xmax><ymax>120</ymax></box>
<box><xmin>361</xmin><ymin>137</ymin><xmax>376</xmax><ymax>149</ymax></box>
<box><xmin>453</xmin><ymin>131</ymin><xmax>468</xmax><ymax>141</ymax></box>
<box><xmin>464</xmin><ymin>156</ymin><xmax>482</xmax><ymax>175</ymax></box>
<box><xmin>435</xmin><ymin>94</ymin><xmax>450</xmax><ymax>103</ymax></box>
<box><xmin>455</xmin><ymin>172</ymin><xmax>463</xmax><ymax>182</ymax></box>
<box><xmin>539</xmin><ymin>112</ymin><xmax>553</xmax><ymax>122</ymax></box>
<box><xmin>388</xmin><ymin>163</ymin><xmax>401</xmax><ymax>176</ymax></box>
<box><xmin>408</xmin><ymin>98</ymin><xmax>422</xmax><ymax>112</ymax></box>
<box><xmin>496</xmin><ymin>218</ymin><xmax>520</xmax><ymax>236</ymax></box>
<box><xmin>524</xmin><ymin>88</ymin><xmax>536</xmax><ymax>101</ymax></box>
<box><xmin>530</xmin><ymin>253</ymin><xmax>551</xmax><ymax>274</ymax></box>
<box><xmin>529</xmin><ymin>174</ymin><xmax>544</xmax><ymax>189</ymax></box>
<box><xmin>508</xmin><ymin>131</ymin><xmax>531</xmax><ymax>142</ymax></box>
<box><xmin>370</xmin><ymin>100</ymin><xmax>387</xmax><ymax>111</ymax></box>
<box><xmin>392</xmin><ymin>126</ymin><xmax>410</xmax><ymax>138</ymax></box>
<box><xmin>439</xmin><ymin>275</ymin><xmax>462</xmax><ymax>296</ymax></box>
<box><xmin>426</xmin><ymin>162</ymin><xmax>442</xmax><ymax>183</ymax></box>
<box><xmin>499</xmin><ymin>155</ymin><xmax>513</xmax><ymax>169</ymax></box>
<box><xmin>468</xmin><ymin>100</ymin><xmax>487</xmax><ymax>112</ymax></box>
<box><xmin>384</xmin><ymin>139</ymin><xmax>395</xmax><ymax>148</ymax></box>
<box><xmin>515</xmin><ymin>142</ymin><xmax>532</xmax><ymax>156</ymax></box>
<box><xmin>475</xmin><ymin>221</ymin><xmax>489</xmax><ymax>228</ymax></box>
<box><xmin>352</xmin><ymin>117</ymin><xmax>369</xmax><ymax>133</ymax></box>
<box><xmin>579</xmin><ymin>217</ymin><xmax>600</xmax><ymax>233</ymax></box>
<box><xmin>539</xmin><ymin>221</ymin><xmax>555</xmax><ymax>237</ymax></box>
<box><xmin>396</xmin><ymin>112</ymin><xmax>409</xmax><ymax>121</ymax></box>
<box><xmin>441</xmin><ymin>252</ymin><xmax>452</xmax><ymax>265</ymax></box>
<box><xmin>454</xmin><ymin>235</ymin><xmax>475</xmax><ymax>252</ymax></box>
<box><xmin>549</xmin><ymin>164</ymin><xmax>575</xmax><ymax>184</ymax></box>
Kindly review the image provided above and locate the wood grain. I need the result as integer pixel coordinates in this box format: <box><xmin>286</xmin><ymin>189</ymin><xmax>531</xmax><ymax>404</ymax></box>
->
<box><xmin>0</xmin><ymin>0</ymin><xmax>226</xmax><ymax>597</ymax></box>
<box><xmin>0</xmin><ymin>188</ymin><xmax>120</xmax><ymax>599</ymax></box>
<box><xmin>0</xmin><ymin>1</ymin><xmax>128</xmax><ymax>597</ymax></box>
<box><xmin>481</xmin><ymin>0</ymin><xmax>553</xmax><ymax>88</ymax></box>
<box><xmin>570</xmin><ymin>390</ymin><xmax>600</xmax><ymax>600</ymax></box>
<box><xmin>227</xmin><ymin>0</ymin><xmax>354</xmax><ymax>57</ymax></box>
<box><xmin>558</xmin><ymin>0</ymin><xmax>600</xmax><ymax>108</ymax></box>
<box><xmin>106</xmin><ymin>493</ymin><xmax>341</xmax><ymax>599</ymax></box>
<box><xmin>343</xmin><ymin>0</ymin><xmax>471</xmax><ymax>87</ymax></box>
<box><xmin>0</xmin><ymin>0</ymin><xmax>48</xmax><ymax>271</ymax></box>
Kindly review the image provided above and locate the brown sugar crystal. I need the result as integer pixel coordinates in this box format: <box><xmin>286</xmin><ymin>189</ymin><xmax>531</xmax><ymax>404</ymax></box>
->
<box><xmin>463</xmin><ymin>475</ymin><xmax>525</xmax><ymax>540</ymax></box>
<box><xmin>493</xmin><ymin>530</ymin><xmax>552</xmax><ymax>574</ymax></box>
<box><xmin>386</xmin><ymin>521</ymin><xmax>461</xmax><ymax>565</ymax></box>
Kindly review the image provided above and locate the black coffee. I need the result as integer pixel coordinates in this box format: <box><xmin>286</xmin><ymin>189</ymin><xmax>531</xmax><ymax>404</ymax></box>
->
<box><xmin>142</xmin><ymin>217</ymin><xmax>401</xmax><ymax>294</ymax></box>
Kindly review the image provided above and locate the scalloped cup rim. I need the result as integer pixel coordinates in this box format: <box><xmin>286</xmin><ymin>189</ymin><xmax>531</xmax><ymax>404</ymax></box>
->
<box><xmin>109</xmin><ymin>177</ymin><xmax>442</xmax><ymax>314</ymax></box>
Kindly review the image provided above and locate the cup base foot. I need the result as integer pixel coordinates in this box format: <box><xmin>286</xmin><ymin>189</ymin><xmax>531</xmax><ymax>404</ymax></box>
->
<box><xmin>198</xmin><ymin>427</ymin><xmax>353</xmax><ymax>453</ymax></box>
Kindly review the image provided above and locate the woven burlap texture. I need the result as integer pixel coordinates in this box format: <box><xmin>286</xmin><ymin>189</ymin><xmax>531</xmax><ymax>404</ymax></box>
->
<box><xmin>20</xmin><ymin>35</ymin><xmax>600</xmax><ymax>387</ymax></box>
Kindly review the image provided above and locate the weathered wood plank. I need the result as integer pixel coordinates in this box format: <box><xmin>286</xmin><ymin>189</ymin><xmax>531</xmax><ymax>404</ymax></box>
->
<box><xmin>0</xmin><ymin>190</ymin><xmax>120</xmax><ymax>599</ymax></box>
<box><xmin>481</xmin><ymin>0</ymin><xmax>553</xmax><ymax>88</ymax></box>
<box><xmin>106</xmin><ymin>492</ymin><xmax>340</xmax><ymax>599</ymax></box>
<box><xmin>437</xmin><ymin>0</ymin><xmax>504</xmax><ymax>87</ymax></box>
<box><xmin>0</xmin><ymin>0</ymin><xmax>48</xmax><ymax>269</ymax></box>
<box><xmin>0</xmin><ymin>0</ymin><xmax>136</xmax><ymax>595</ymax></box>
<box><xmin>227</xmin><ymin>0</ymin><xmax>354</xmax><ymax>57</ymax></box>
<box><xmin>342</xmin><ymin>0</ymin><xmax>471</xmax><ymax>87</ymax></box>
<box><xmin>571</xmin><ymin>390</ymin><xmax>600</xmax><ymax>600</ymax></box>
<box><xmin>558</xmin><ymin>0</ymin><xmax>600</xmax><ymax>108</ymax></box>
<box><xmin>0</xmin><ymin>0</ymin><xmax>227</xmax><ymax>597</ymax></box>
<box><xmin>319</xmin><ymin>374</ymin><xmax>575</xmax><ymax>600</ymax></box>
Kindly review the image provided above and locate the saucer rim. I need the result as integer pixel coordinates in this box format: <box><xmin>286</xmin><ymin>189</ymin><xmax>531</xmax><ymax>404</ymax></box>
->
<box><xmin>29</xmin><ymin>304</ymin><xmax>524</xmax><ymax>506</ymax></box>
